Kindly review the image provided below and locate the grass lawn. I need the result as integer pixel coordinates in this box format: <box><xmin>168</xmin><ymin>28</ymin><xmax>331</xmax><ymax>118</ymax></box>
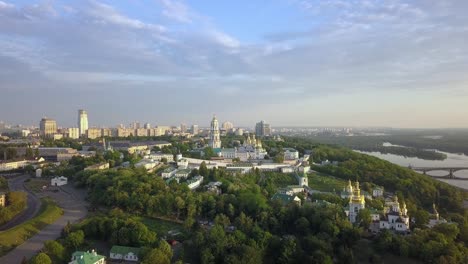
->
<box><xmin>0</xmin><ymin>197</ymin><xmax>63</xmax><ymax>256</ymax></box>
<box><xmin>308</xmin><ymin>172</ymin><xmax>347</xmax><ymax>192</ymax></box>
<box><xmin>136</xmin><ymin>216</ymin><xmax>185</xmax><ymax>238</ymax></box>
<box><xmin>24</xmin><ymin>178</ymin><xmax>49</xmax><ymax>193</ymax></box>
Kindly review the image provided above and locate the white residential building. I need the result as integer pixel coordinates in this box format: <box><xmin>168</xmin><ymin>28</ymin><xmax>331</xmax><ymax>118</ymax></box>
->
<box><xmin>145</xmin><ymin>152</ymin><xmax>174</xmax><ymax>162</ymax></box>
<box><xmin>51</xmin><ymin>176</ymin><xmax>68</xmax><ymax>186</ymax></box>
<box><xmin>161</xmin><ymin>167</ymin><xmax>177</xmax><ymax>178</ymax></box>
<box><xmin>187</xmin><ymin>176</ymin><xmax>204</xmax><ymax>190</ymax></box>
<box><xmin>110</xmin><ymin>246</ymin><xmax>140</xmax><ymax>262</ymax></box>
<box><xmin>283</xmin><ymin>148</ymin><xmax>299</xmax><ymax>160</ymax></box>
<box><xmin>177</xmin><ymin>158</ymin><xmax>188</xmax><ymax>169</ymax></box>
<box><xmin>135</xmin><ymin>159</ymin><xmax>159</xmax><ymax>171</ymax></box>
<box><xmin>174</xmin><ymin>169</ymin><xmax>191</xmax><ymax>179</ymax></box>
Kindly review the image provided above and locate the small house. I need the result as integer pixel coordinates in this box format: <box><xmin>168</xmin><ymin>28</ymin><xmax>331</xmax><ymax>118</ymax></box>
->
<box><xmin>109</xmin><ymin>245</ymin><xmax>141</xmax><ymax>262</ymax></box>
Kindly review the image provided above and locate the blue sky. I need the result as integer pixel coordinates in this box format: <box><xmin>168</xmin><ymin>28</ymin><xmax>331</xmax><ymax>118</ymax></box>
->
<box><xmin>1</xmin><ymin>0</ymin><xmax>468</xmax><ymax>128</ymax></box>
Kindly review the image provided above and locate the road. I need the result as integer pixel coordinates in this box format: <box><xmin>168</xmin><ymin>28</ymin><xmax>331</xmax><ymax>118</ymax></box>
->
<box><xmin>0</xmin><ymin>184</ymin><xmax>88</xmax><ymax>263</ymax></box>
<box><xmin>0</xmin><ymin>175</ymin><xmax>41</xmax><ymax>231</ymax></box>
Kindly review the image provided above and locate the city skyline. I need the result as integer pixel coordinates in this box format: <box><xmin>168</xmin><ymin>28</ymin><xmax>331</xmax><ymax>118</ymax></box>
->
<box><xmin>1</xmin><ymin>1</ymin><xmax>468</xmax><ymax>128</ymax></box>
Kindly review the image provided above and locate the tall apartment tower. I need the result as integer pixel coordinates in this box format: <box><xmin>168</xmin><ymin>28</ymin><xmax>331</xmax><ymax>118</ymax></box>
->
<box><xmin>78</xmin><ymin>109</ymin><xmax>88</xmax><ymax>136</ymax></box>
<box><xmin>209</xmin><ymin>115</ymin><xmax>221</xmax><ymax>148</ymax></box>
<box><xmin>255</xmin><ymin>120</ymin><xmax>271</xmax><ymax>136</ymax></box>
<box><xmin>192</xmin><ymin>125</ymin><xmax>199</xmax><ymax>135</ymax></box>
<box><xmin>40</xmin><ymin>118</ymin><xmax>57</xmax><ymax>137</ymax></box>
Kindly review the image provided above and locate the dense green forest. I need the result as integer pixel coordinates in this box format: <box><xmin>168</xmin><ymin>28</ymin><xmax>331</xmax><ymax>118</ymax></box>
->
<box><xmin>27</xmin><ymin>136</ymin><xmax>468</xmax><ymax>263</ymax></box>
<box><xmin>64</xmin><ymin>143</ymin><xmax>466</xmax><ymax>263</ymax></box>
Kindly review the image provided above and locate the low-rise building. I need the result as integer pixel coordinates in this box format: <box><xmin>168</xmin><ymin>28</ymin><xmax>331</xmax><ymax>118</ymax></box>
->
<box><xmin>161</xmin><ymin>167</ymin><xmax>177</xmax><ymax>179</ymax></box>
<box><xmin>283</xmin><ymin>148</ymin><xmax>299</xmax><ymax>160</ymax></box>
<box><xmin>174</xmin><ymin>169</ymin><xmax>191</xmax><ymax>179</ymax></box>
<box><xmin>69</xmin><ymin>250</ymin><xmax>105</xmax><ymax>264</ymax></box>
<box><xmin>51</xmin><ymin>176</ymin><xmax>68</xmax><ymax>186</ymax></box>
<box><xmin>187</xmin><ymin>175</ymin><xmax>204</xmax><ymax>190</ymax></box>
<box><xmin>39</xmin><ymin>147</ymin><xmax>80</xmax><ymax>161</ymax></box>
<box><xmin>0</xmin><ymin>159</ymin><xmax>29</xmax><ymax>171</ymax></box>
<box><xmin>177</xmin><ymin>158</ymin><xmax>188</xmax><ymax>169</ymax></box>
<box><xmin>109</xmin><ymin>245</ymin><xmax>140</xmax><ymax>262</ymax></box>
<box><xmin>372</xmin><ymin>187</ymin><xmax>384</xmax><ymax>197</ymax></box>
<box><xmin>145</xmin><ymin>152</ymin><xmax>174</xmax><ymax>162</ymax></box>
<box><xmin>135</xmin><ymin>159</ymin><xmax>159</xmax><ymax>171</ymax></box>
<box><xmin>278</xmin><ymin>185</ymin><xmax>305</xmax><ymax>196</ymax></box>
<box><xmin>84</xmin><ymin>162</ymin><xmax>110</xmax><ymax>171</ymax></box>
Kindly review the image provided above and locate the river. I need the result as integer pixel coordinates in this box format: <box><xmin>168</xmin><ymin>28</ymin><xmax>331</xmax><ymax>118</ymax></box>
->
<box><xmin>356</xmin><ymin>143</ymin><xmax>468</xmax><ymax>190</ymax></box>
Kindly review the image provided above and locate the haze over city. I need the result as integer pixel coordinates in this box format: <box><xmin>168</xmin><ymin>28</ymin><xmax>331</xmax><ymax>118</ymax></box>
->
<box><xmin>1</xmin><ymin>0</ymin><xmax>468</xmax><ymax>127</ymax></box>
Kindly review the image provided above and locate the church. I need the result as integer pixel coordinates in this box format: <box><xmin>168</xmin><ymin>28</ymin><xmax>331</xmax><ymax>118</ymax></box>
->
<box><xmin>219</xmin><ymin>134</ymin><xmax>268</xmax><ymax>161</ymax></box>
<box><xmin>344</xmin><ymin>180</ymin><xmax>410</xmax><ymax>233</ymax></box>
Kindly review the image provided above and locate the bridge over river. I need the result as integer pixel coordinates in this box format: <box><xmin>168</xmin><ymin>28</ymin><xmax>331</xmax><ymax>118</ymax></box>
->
<box><xmin>409</xmin><ymin>166</ymin><xmax>468</xmax><ymax>180</ymax></box>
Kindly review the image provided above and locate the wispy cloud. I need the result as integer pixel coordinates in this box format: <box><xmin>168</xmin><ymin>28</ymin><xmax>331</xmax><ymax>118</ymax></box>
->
<box><xmin>159</xmin><ymin>0</ymin><xmax>192</xmax><ymax>23</ymax></box>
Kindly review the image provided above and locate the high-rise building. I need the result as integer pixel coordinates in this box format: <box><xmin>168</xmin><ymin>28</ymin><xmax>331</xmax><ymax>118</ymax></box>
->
<box><xmin>255</xmin><ymin>120</ymin><xmax>271</xmax><ymax>136</ymax></box>
<box><xmin>78</xmin><ymin>110</ymin><xmax>88</xmax><ymax>136</ymax></box>
<box><xmin>86</xmin><ymin>128</ymin><xmax>102</xmax><ymax>139</ymax></box>
<box><xmin>180</xmin><ymin>123</ymin><xmax>187</xmax><ymax>133</ymax></box>
<box><xmin>68</xmin><ymin>128</ymin><xmax>80</xmax><ymax>139</ymax></box>
<box><xmin>144</xmin><ymin>123</ymin><xmax>151</xmax><ymax>129</ymax></box>
<box><xmin>209</xmin><ymin>115</ymin><xmax>221</xmax><ymax>148</ymax></box>
<box><xmin>131</xmin><ymin>122</ymin><xmax>140</xmax><ymax>129</ymax></box>
<box><xmin>192</xmin><ymin>125</ymin><xmax>199</xmax><ymax>135</ymax></box>
<box><xmin>40</xmin><ymin>118</ymin><xmax>57</xmax><ymax>137</ymax></box>
<box><xmin>222</xmin><ymin>121</ymin><xmax>234</xmax><ymax>130</ymax></box>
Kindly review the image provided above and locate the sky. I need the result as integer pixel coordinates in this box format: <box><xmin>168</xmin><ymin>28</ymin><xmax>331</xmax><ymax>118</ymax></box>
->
<box><xmin>1</xmin><ymin>0</ymin><xmax>468</xmax><ymax>128</ymax></box>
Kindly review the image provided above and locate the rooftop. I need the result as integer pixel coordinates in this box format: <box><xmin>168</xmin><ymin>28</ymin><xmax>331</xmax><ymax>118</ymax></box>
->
<box><xmin>71</xmin><ymin>251</ymin><xmax>105</xmax><ymax>264</ymax></box>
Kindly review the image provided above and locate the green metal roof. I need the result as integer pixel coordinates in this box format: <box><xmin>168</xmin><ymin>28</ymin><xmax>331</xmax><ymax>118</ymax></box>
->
<box><xmin>71</xmin><ymin>251</ymin><xmax>105</xmax><ymax>264</ymax></box>
<box><xmin>110</xmin><ymin>245</ymin><xmax>141</xmax><ymax>256</ymax></box>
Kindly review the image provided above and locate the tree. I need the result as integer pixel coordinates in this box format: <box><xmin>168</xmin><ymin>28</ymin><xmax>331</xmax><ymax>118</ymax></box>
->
<box><xmin>412</xmin><ymin>209</ymin><xmax>430</xmax><ymax>229</ymax></box>
<box><xmin>273</xmin><ymin>152</ymin><xmax>284</xmax><ymax>163</ymax></box>
<box><xmin>175</xmin><ymin>196</ymin><xmax>185</xmax><ymax>219</ymax></box>
<box><xmin>44</xmin><ymin>240</ymin><xmax>65</xmax><ymax>262</ymax></box>
<box><xmin>357</xmin><ymin>209</ymin><xmax>372</xmax><ymax>228</ymax></box>
<box><xmin>29</xmin><ymin>253</ymin><xmax>52</xmax><ymax>264</ymax></box>
<box><xmin>142</xmin><ymin>248</ymin><xmax>170</xmax><ymax>264</ymax></box>
<box><xmin>66</xmin><ymin>230</ymin><xmax>85</xmax><ymax>250</ymax></box>
<box><xmin>6</xmin><ymin>147</ymin><xmax>17</xmax><ymax>159</ymax></box>
<box><xmin>25</xmin><ymin>148</ymin><xmax>34</xmax><ymax>159</ymax></box>
<box><xmin>199</xmin><ymin>162</ymin><xmax>209</xmax><ymax>177</ymax></box>
<box><xmin>215</xmin><ymin>214</ymin><xmax>231</xmax><ymax>228</ymax></box>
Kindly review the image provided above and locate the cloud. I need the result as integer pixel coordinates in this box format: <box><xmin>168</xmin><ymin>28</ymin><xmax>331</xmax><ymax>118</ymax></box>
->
<box><xmin>0</xmin><ymin>0</ymin><xmax>468</xmax><ymax>127</ymax></box>
<box><xmin>159</xmin><ymin>0</ymin><xmax>192</xmax><ymax>23</ymax></box>
<box><xmin>87</xmin><ymin>1</ymin><xmax>165</xmax><ymax>32</ymax></box>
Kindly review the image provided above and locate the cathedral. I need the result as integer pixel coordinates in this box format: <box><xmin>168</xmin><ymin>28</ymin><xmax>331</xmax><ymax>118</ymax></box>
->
<box><xmin>345</xmin><ymin>181</ymin><xmax>366</xmax><ymax>223</ymax></box>
<box><xmin>218</xmin><ymin>134</ymin><xmax>268</xmax><ymax>161</ymax></box>
<box><xmin>209</xmin><ymin>115</ymin><xmax>221</xmax><ymax>149</ymax></box>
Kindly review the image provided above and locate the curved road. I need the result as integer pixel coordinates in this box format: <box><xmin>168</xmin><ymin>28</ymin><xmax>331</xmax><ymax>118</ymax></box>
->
<box><xmin>0</xmin><ymin>183</ymin><xmax>88</xmax><ymax>263</ymax></box>
<box><xmin>0</xmin><ymin>175</ymin><xmax>41</xmax><ymax>231</ymax></box>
